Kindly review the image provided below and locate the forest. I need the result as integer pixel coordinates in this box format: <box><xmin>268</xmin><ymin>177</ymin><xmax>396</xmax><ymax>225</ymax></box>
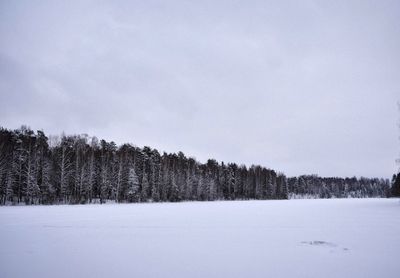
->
<box><xmin>0</xmin><ymin>126</ymin><xmax>392</xmax><ymax>205</ymax></box>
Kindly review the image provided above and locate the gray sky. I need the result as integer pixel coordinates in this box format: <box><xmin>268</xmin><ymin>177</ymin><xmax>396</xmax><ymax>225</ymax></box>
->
<box><xmin>0</xmin><ymin>0</ymin><xmax>399</xmax><ymax>178</ymax></box>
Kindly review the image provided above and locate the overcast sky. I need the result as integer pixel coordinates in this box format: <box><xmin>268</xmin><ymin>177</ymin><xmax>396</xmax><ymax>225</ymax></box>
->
<box><xmin>0</xmin><ymin>0</ymin><xmax>399</xmax><ymax>178</ymax></box>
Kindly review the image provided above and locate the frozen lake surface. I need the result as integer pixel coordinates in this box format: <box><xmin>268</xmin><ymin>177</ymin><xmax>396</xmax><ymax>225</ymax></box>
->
<box><xmin>1</xmin><ymin>198</ymin><xmax>399</xmax><ymax>278</ymax></box>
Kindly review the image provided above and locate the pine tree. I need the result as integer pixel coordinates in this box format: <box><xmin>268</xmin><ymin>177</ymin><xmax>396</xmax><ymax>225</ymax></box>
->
<box><xmin>26</xmin><ymin>169</ymin><xmax>39</xmax><ymax>204</ymax></box>
<box><xmin>86</xmin><ymin>139</ymin><xmax>97</xmax><ymax>203</ymax></box>
<box><xmin>197</xmin><ymin>173</ymin><xmax>206</xmax><ymax>200</ymax></box>
<box><xmin>57</xmin><ymin>141</ymin><xmax>73</xmax><ymax>203</ymax></box>
<box><xmin>278</xmin><ymin>174</ymin><xmax>288</xmax><ymax>199</ymax></box>
<box><xmin>169</xmin><ymin>174</ymin><xmax>180</xmax><ymax>202</ymax></box>
<box><xmin>209</xmin><ymin>177</ymin><xmax>217</xmax><ymax>201</ymax></box>
<box><xmin>151</xmin><ymin>166</ymin><xmax>161</xmax><ymax>202</ymax></box>
<box><xmin>40</xmin><ymin>158</ymin><xmax>54</xmax><ymax>204</ymax></box>
<box><xmin>0</xmin><ymin>143</ymin><xmax>7</xmax><ymax>203</ymax></box>
<box><xmin>25</xmin><ymin>141</ymin><xmax>39</xmax><ymax>205</ymax></box>
<box><xmin>141</xmin><ymin>171</ymin><xmax>149</xmax><ymax>202</ymax></box>
<box><xmin>226</xmin><ymin>166</ymin><xmax>235</xmax><ymax>199</ymax></box>
<box><xmin>127</xmin><ymin>167</ymin><xmax>140</xmax><ymax>202</ymax></box>
<box><xmin>255</xmin><ymin>166</ymin><xmax>263</xmax><ymax>199</ymax></box>
<box><xmin>5</xmin><ymin>168</ymin><xmax>14</xmax><ymax>204</ymax></box>
<box><xmin>115</xmin><ymin>155</ymin><xmax>124</xmax><ymax>203</ymax></box>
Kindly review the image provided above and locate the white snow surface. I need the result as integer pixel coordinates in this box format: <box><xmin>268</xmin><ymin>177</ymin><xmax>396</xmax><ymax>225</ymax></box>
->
<box><xmin>1</xmin><ymin>198</ymin><xmax>399</xmax><ymax>278</ymax></box>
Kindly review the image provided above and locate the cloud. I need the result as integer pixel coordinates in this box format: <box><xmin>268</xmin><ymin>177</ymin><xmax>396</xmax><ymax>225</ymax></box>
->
<box><xmin>0</xmin><ymin>0</ymin><xmax>399</xmax><ymax>178</ymax></box>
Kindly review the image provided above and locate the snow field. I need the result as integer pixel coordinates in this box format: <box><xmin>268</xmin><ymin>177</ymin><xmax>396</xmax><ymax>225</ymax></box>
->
<box><xmin>0</xmin><ymin>198</ymin><xmax>399</xmax><ymax>278</ymax></box>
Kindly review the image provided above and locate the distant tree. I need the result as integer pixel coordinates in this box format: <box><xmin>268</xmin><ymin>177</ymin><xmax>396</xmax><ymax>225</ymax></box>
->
<box><xmin>115</xmin><ymin>153</ymin><xmax>125</xmax><ymax>203</ymax></box>
<box><xmin>149</xmin><ymin>155</ymin><xmax>159</xmax><ymax>202</ymax></box>
<box><xmin>127</xmin><ymin>167</ymin><xmax>140</xmax><ymax>202</ymax></box>
<box><xmin>150</xmin><ymin>166</ymin><xmax>161</xmax><ymax>202</ymax></box>
<box><xmin>0</xmin><ymin>141</ymin><xmax>7</xmax><ymax>203</ymax></box>
<box><xmin>209</xmin><ymin>176</ymin><xmax>217</xmax><ymax>201</ymax></box>
<box><xmin>169</xmin><ymin>174</ymin><xmax>180</xmax><ymax>202</ymax></box>
<box><xmin>391</xmin><ymin>174</ymin><xmax>400</xmax><ymax>197</ymax></box>
<box><xmin>86</xmin><ymin>137</ymin><xmax>98</xmax><ymax>203</ymax></box>
<box><xmin>277</xmin><ymin>174</ymin><xmax>288</xmax><ymax>199</ymax></box>
<box><xmin>141</xmin><ymin>169</ymin><xmax>150</xmax><ymax>201</ymax></box>
<box><xmin>197</xmin><ymin>172</ymin><xmax>206</xmax><ymax>200</ymax></box>
<box><xmin>40</xmin><ymin>157</ymin><xmax>54</xmax><ymax>204</ymax></box>
<box><xmin>55</xmin><ymin>136</ymin><xmax>73</xmax><ymax>203</ymax></box>
<box><xmin>254</xmin><ymin>166</ymin><xmax>263</xmax><ymax>199</ymax></box>
<box><xmin>5</xmin><ymin>168</ymin><xmax>14</xmax><ymax>204</ymax></box>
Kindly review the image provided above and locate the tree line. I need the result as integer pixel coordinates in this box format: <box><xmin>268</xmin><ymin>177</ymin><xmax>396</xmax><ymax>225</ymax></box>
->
<box><xmin>288</xmin><ymin>175</ymin><xmax>390</xmax><ymax>199</ymax></box>
<box><xmin>0</xmin><ymin>126</ymin><xmax>392</xmax><ymax>205</ymax></box>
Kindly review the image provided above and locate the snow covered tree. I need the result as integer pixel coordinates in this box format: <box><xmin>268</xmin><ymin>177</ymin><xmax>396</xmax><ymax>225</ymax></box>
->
<box><xmin>197</xmin><ymin>173</ymin><xmax>206</xmax><ymax>201</ymax></box>
<box><xmin>0</xmin><ymin>142</ymin><xmax>7</xmax><ymax>203</ymax></box>
<box><xmin>209</xmin><ymin>176</ymin><xmax>217</xmax><ymax>201</ymax></box>
<box><xmin>169</xmin><ymin>174</ymin><xmax>180</xmax><ymax>202</ymax></box>
<box><xmin>85</xmin><ymin>137</ymin><xmax>98</xmax><ymax>203</ymax></box>
<box><xmin>151</xmin><ymin>166</ymin><xmax>161</xmax><ymax>202</ymax></box>
<box><xmin>115</xmin><ymin>155</ymin><xmax>124</xmax><ymax>202</ymax></box>
<box><xmin>141</xmin><ymin>170</ymin><xmax>150</xmax><ymax>202</ymax></box>
<box><xmin>226</xmin><ymin>166</ymin><xmax>236</xmax><ymax>199</ymax></box>
<box><xmin>24</xmin><ymin>134</ymin><xmax>39</xmax><ymax>204</ymax></box>
<box><xmin>127</xmin><ymin>167</ymin><xmax>140</xmax><ymax>202</ymax></box>
<box><xmin>254</xmin><ymin>166</ymin><xmax>263</xmax><ymax>199</ymax></box>
<box><xmin>57</xmin><ymin>139</ymin><xmax>73</xmax><ymax>203</ymax></box>
<box><xmin>40</xmin><ymin>158</ymin><xmax>55</xmax><ymax>204</ymax></box>
<box><xmin>5</xmin><ymin>168</ymin><xmax>14</xmax><ymax>204</ymax></box>
<box><xmin>277</xmin><ymin>173</ymin><xmax>288</xmax><ymax>199</ymax></box>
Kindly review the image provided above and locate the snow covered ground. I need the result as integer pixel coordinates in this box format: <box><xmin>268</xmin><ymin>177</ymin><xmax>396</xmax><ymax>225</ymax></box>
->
<box><xmin>0</xmin><ymin>198</ymin><xmax>399</xmax><ymax>278</ymax></box>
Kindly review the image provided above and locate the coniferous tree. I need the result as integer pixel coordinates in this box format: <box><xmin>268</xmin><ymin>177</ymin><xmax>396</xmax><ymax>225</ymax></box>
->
<box><xmin>55</xmin><ymin>137</ymin><xmax>73</xmax><ymax>203</ymax></box>
<box><xmin>141</xmin><ymin>169</ymin><xmax>150</xmax><ymax>202</ymax></box>
<box><xmin>209</xmin><ymin>175</ymin><xmax>217</xmax><ymax>201</ymax></box>
<box><xmin>169</xmin><ymin>174</ymin><xmax>180</xmax><ymax>202</ymax></box>
<box><xmin>5</xmin><ymin>168</ymin><xmax>14</xmax><ymax>204</ymax></box>
<box><xmin>127</xmin><ymin>167</ymin><xmax>140</xmax><ymax>202</ymax></box>
<box><xmin>391</xmin><ymin>173</ymin><xmax>400</xmax><ymax>197</ymax></box>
